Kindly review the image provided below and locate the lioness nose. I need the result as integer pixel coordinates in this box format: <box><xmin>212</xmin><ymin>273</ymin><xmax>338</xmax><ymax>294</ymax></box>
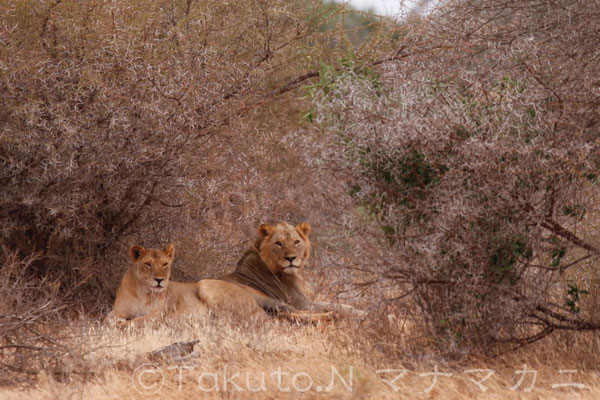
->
<box><xmin>284</xmin><ymin>256</ymin><xmax>296</xmax><ymax>262</ymax></box>
<box><xmin>155</xmin><ymin>278</ymin><xmax>164</xmax><ymax>285</ymax></box>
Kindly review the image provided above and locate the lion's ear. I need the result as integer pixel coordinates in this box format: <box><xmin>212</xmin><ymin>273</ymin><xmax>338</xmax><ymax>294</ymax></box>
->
<box><xmin>296</xmin><ymin>222</ymin><xmax>311</xmax><ymax>238</ymax></box>
<box><xmin>164</xmin><ymin>243</ymin><xmax>175</xmax><ymax>259</ymax></box>
<box><xmin>129</xmin><ymin>245</ymin><xmax>146</xmax><ymax>262</ymax></box>
<box><xmin>258</xmin><ymin>223</ymin><xmax>274</xmax><ymax>239</ymax></box>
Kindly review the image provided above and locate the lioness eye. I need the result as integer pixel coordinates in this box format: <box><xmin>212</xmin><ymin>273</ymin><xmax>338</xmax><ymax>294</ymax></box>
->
<box><xmin>163</xmin><ymin>263</ymin><xmax>169</xmax><ymax>269</ymax></box>
<box><xmin>295</xmin><ymin>240</ymin><xmax>300</xmax><ymax>245</ymax></box>
<box><xmin>144</xmin><ymin>262</ymin><xmax>151</xmax><ymax>269</ymax></box>
<box><xmin>275</xmin><ymin>241</ymin><xmax>282</xmax><ymax>247</ymax></box>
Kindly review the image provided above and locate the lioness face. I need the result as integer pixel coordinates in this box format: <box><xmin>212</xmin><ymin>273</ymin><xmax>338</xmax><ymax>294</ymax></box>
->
<box><xmin>258</xmin><ymin>222</ymin><xmax>311</xmax><ymax>275</ymax></box>
<box><xmin>129</xmin><ymin>244</ymin><xmax>174</xmax><ymax>294</ymax></box>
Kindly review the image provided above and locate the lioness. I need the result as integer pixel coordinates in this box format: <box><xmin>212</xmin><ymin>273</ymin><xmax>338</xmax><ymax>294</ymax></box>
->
<box><xmin>105</xmin><ymin>244</ymin><xmax>261</xmax><ymax>325</ymax></box>
<box><xmin>220</xmin><ymin>222</ymin><xmax>365</xmax><ymax>319</ymax></box>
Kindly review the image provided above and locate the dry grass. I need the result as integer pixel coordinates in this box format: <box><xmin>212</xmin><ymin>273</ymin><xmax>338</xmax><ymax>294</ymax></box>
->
<box><xmin>1</xmin><ymin>315</ymin><xmax>600</xmax><ymax>399</ymax></box>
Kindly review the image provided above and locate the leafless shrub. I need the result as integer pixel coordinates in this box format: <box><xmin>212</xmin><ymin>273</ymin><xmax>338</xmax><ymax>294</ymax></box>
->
<box><xmin>311</xmin><ymin>0</ymin><xmax>600</xmax><ymax>355</ymax></box>
<box><xmin>0</xmin><ymin>249</ymin><xmax>75</xmax><ymax>384</ymax></box>
<box><xmin>0</xmin><ymin>0</ymin><xmax>391</xmax><ymax>307</ymax></box>
<box><xmin>0</xmin><ymin>0</ymin><xmax>396</xmax><ymax>381</ymax></box>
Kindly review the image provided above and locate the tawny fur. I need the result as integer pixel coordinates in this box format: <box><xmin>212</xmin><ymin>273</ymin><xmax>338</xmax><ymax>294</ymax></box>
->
<box><xmin>221</xmin><ymin>222</ymin><xmax>364</xmax><ymax>320</ymax></box>
<box><xmin>105</xmin><ymin>244</ymin><xmax>261</xmax><ymax>325</ymax></box>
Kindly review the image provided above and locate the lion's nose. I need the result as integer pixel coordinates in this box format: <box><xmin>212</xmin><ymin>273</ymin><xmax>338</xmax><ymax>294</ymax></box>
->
<box><xmin>284</xmin><ymin>256</ymin><xmax>296</xmax><ymax>263</ymax></box>
<box><xmin>155</xmin><ymin>278</ymin><xmax>164</xmax><ymax>286</ymax></box>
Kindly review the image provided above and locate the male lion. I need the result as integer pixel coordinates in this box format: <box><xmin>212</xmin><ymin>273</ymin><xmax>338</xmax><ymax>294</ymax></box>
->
<box><xmin>105</xmin><ymin>244</ymin><xmax>261</xmax><ymax>325</ymax></box>
<box><xmin>220</xmin><ymin>222</ymin><xmax>365</xmax><ymax>320</ymax></box>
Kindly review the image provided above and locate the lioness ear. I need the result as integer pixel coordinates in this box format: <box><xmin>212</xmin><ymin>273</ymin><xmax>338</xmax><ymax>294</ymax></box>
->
<box><xmin>258</xmin><ymin>223</ymin><xmax>274</xmax><ymax>239</ymax></box>
<box><xmin>164</xmin><ymin>243</ymin><xmax>175</xmax><ymax>259</ymax></box>
<box><xmin>129</xmin><ymin>245</ymin><xmax>146</xmax><ymax>262</ymax></box>
<box><xmin>296</xmin><ymin>222</ymin><xmax>311</xmax><ymax>238</ymax></box>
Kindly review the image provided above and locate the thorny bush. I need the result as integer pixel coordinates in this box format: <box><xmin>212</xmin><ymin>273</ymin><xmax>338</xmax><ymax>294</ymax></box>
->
<box><xmin>311</xmin><ymin>0</ymin><xmax>600</xmax><ymax>355</ymax></box>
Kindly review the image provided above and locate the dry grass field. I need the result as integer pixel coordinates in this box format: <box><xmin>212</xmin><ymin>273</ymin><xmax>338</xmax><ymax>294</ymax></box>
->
<box><xmin>2</xmin><ymin>314</ymin><xmax>600</xmax><ymax>399</ymax></box>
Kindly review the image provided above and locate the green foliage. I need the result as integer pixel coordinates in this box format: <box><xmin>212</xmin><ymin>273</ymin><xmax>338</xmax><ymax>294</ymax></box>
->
<box><xmin>364</xmin><ymin>149</ymin><xmax>442</xmax><ymax>196</ymax></box>
<box><xmin>305</xmin><ymin>50</ymin><xmax>382</xmax><ymax>100</ymax></box>
<box><xmin>488</xmin><ymin>237</ymin><xmax>531</xmax><ymax>284</ymax></box>
<box><xmin>380</xmin><ymin>224</ymin><xmax>397</xmax><ymax>245</ymax></box>
<box><xmin>303</xmin><ymin>50</ymin><xmax>383</xmax><ymax>122</ymax></box>
<box><xmin>357</xmin><ymin>149</ymin><xmax>446</xmax><ymax>232</ymax></box>
<box><xmin>494</xmin><ymin>75</ymin><xmax>527</xmax><ymax>94</ymax></box>
<box><xmin>550</xmin><ymin>246</ymin><xmax>566</xmax><ymax>267</ymax></box>
<box><xmin>348</xmin><ymin>184</ymin><xmax>362</xmax><ymax>196</ymax></box>
<box><xmin>565</xmin><ymin>283</ymin><xmax>589</xmax><ymax>314</ymax></box>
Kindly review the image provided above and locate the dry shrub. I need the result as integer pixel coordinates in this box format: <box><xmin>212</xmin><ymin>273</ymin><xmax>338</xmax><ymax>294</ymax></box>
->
<box><xmin>310</xmin><ymin>0</ymin><xmax>600</xmax><ymax>355</ymax></box>
<box><xmin>0</xmin><ymin>0</ymin><xmax>395</xmax><ymax>383</ymax></box>
<box><xmin>0</xmin><ymin>250</ymin><xmax>74</xmax><ymax>384</ymax></box>
<box><xmin>0</xmin><ymin>0</ymin><xmax>392</xmax><ymax>307</ymax></box>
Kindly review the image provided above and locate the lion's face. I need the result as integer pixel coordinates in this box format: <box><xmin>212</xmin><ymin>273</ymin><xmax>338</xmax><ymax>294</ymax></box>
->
<box><xmin>129</xmin><ymin>244</ymin><xmax>174</xmax><ymax>294</ymax></box>
<box><xmin>258</xmin><ymin>222</ymin><xmax>311</xmax><ymax>275</ymax></box>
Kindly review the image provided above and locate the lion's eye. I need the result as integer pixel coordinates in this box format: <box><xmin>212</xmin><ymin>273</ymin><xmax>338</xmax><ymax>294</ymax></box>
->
<box><xmin>294</xmin><ymin>240</ymin><xmax>300</xmax><ymax>246</ymax></box>
<box><xmin>275</xmin><ymin>241</ymin><xmax>282</xmax><ymax>247</ymax></box>
<box><xmin>144</xmin><ymin>262</ymin><xmax>151</xmax><ymax>269</ymax></box>
<box><xmin>163</xmin><ymin>263</ymin><xmax>169</xmax><ymax>269</ymax></box>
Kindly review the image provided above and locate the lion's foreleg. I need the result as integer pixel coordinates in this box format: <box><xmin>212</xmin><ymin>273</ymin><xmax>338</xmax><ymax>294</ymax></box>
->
<box><xmin>252</xmin><ymin>294</ymin><xmax>298</xmax><ymax>314</ymax></box>
<box><xmin>311</xmin><ymin>301</ymin><xmax>367</xmax><ymax>318</ymax></box>
<box><xmin>305</xmin><ymin>301</ymin><xmax>333</xmax><ymax>313</ymax></box>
